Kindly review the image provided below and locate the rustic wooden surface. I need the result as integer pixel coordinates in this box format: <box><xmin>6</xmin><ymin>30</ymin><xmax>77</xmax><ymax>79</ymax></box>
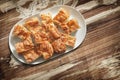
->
<box><xmin>0</xmin><ymin>0</ymin><xmax>120</xmax><ymax>80</ymax></box>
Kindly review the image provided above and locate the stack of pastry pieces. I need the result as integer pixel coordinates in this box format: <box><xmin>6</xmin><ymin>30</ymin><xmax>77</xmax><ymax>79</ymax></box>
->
<box><xmin>14</xmin><ymin>16</ymin><xmax>55</xmax><ymax>63</ymax></box>
<box><xmin>53</xmin><ymin>8</ymin><xmax>79</xmax><ymax>34</ymax></box>
<box><xmin>14</xmin><ymin>24</ymin><xmax>40</xmax><ymax>63</ymax></box>
<box><xmin>13</xmin><ymin>8</ymin><xmax>80</xmax><ymax>63</ymax></box>
<box><xmin>52</xmin><ymin>8</ymin><xmax>79</xmax><ymax>52</ymax></box>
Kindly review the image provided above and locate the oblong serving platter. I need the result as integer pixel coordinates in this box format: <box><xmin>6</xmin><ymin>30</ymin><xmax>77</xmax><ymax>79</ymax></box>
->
<box><xmin>9</xmin><ymin>5</ymin><xmax>86</xmax><ymax>65</ymax></box>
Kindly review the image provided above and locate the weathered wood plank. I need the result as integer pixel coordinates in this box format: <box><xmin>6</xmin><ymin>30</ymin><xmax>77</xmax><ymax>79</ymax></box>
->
<box><xmin>0</xmin><ymin>37</ymin><xmax>10</xmax><ymax>58</ymax></box>
<box><xmin>0</xmin><ymin>16</ymin><xmax>119</xmax><ymax>79</ymax></box>
<box><xmin>49</xmin><ymin>45</ymin><xmax>120</xmax><ymax>80</ymax></box>
<box><xmin>0</xmin><ymin>18</ymin><xmax>20</xmax><ymax>39</ymax></box>
<box><xmin>0</xmin><ymin>1</ymin><xmax>120</xmax><ymax>80</ymax></box>
<box><xmin>83</xmin><ymin>4</ymin><xmax>119</xmax><ymax>19</ymax></box>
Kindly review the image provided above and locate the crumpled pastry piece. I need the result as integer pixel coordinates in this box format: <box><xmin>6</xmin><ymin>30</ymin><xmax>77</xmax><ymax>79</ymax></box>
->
<box><xmin>40</xmin><ymin>13</ymin><xmax>53</xmax><ymax>23</ymax></box>
<box><xmin>67</xmin><ymin>19</ymin><xmax>80</xmax><ymax>33</ymax></box>
<box><xmin>24</xmin><ymin>17</ymin><xmax>41</xmax><ymax>34</ymax></box>
<box><xmin>53</xmin><ymin>8</ymin><xmax>69</xmax><ymax>25</ymax></box>
<box><xmin>61</xmin><ymin>33</ymin><xmax>76</xmax><ymax>47</ymax></box>
<box><xmin>15</xmin><ymin>37</ymin><xmax>34</xmax><ymax>53</ymax></box>
<box><xmin>24</xmin><ymin>17</ymin><xmax>39</xmax><ymax>27</ymax></box>
<box><xmin>37</xmin><ymin>41</ymin><xmax>54</xmax><ymax>59</ymax></box>
<box><xmin>33</xmin><ymin>31</ymin><xmax>51</xmax><ymax>44</ymax></box>
<box><xmin>13</xmin><ymin>25</ymin><xmax>30</xmax><ymax>40</ymax></box>
<box><xmin>52</xmin><ymin>38</ymin><xmax>66</xmax><ymax>53</ymax></box>
<box><xmin>60</xmin><ymin>19</ymin><xmax>80</xmax><ymax>34</ymax></box>
<box><xmin>23</xmin><ymin>49</ymin><xmax>39</xmax><ymax>63</ymax></box>
<box><xmin>48</xmin><ymin>23</ymin><xmax>61</xmax><ymax>39</ymax></box>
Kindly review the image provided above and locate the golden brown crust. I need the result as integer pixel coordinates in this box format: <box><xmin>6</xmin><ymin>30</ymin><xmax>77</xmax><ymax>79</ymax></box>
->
<box><xmin>24</xmin><ymin>17</ymin><xmax>41</xmax><ymax>34</ymax></box>
<box><xmin>15</xmin><ymin>37</ymin><xmax>34</xmax><ymax>53</ymax></box>
<box><xmin>53</xmin><ymin>8</ymin><xmax>69</xmax><ymax>24</ymax></box>
<box><xmin>60</xmin><ymin>23</ymin><xmax>70</xmax><ymax>34</ymax></box>
<box><xmin>61</xmin><ymin>33</ymin><xmax>76</xmax><ymax>47</ymax></box>
<box><xmin>15</xmin><ymin>42</ymin><xmax>25</xmax><ymax>53</ymax></box>
<box><xmin>30</xmin><ymin>25</ymin><xmax>42</xmax><ymax>34</ymax></box>
<box><xmin>24</xmin><ymin>17</ymin><xmax>39</xmax><ymax>27</ymax></box>
<box><xmin>59</xmin><ymin>19</ymin><xmax>80</xmax><ymax>34</ymax></box>
<box><xmin>40</xmin><ymin>13</ymin><xmax>52</xmax><ymax>23</ymax></box>
<box><xmin>13</xmin><ymin>25</ymin><xmax>30</xmax><ymax>40</ymax></box>
<box><xmin>23</xmin><ymin>49</ymin><xmax>39</xmax><ymax>63</ymax></box>
<box><xmin>40</xmin><ymin>13</ymin><xmax>53</xmax><ymax>32</ymax></box>
<box><xmin>36</xmin><ymin>41</ymin><xmax>54</xmax><ymax>59</ymax></box>
<box><xmin>52</xmin><ymin>39</ymin><xmax>66</xmax><ymax>53</ymax></box>
<box><xmin>67</xmin><ymin>19</ymin><xmax>80</xmax><ymax>33</ymax></box>
<box><xmin>48</xmin><ymin>23</ymin><xmax>61</xmax><ymax>39</ymax></box>
<box><xmin>33</xmin><ymin>31</ymin><xmax>49</xmax><ymax>44</ymax></box>
<box><xmin>23</xmin><ymin>37</ymin><xmax>34</xmax><ymax>49</ymax></box>
<box><xmin>41</xmin><ymin>52</ymin><xmax>50</xmax><ymax>60</ymax></box>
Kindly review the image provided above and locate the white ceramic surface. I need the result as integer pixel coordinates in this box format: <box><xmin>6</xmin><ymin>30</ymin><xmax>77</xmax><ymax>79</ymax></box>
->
<box><xmin>9</xmin><ymin>5</ymin><xmax>86</xmax><ymax>65</ymax></box>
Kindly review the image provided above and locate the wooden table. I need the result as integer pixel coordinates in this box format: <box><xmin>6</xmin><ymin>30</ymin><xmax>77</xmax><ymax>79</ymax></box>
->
<box><xmin>0</xmin><ymin>0</ymin><xmax>120</xmax><ymax>80</ymax></box>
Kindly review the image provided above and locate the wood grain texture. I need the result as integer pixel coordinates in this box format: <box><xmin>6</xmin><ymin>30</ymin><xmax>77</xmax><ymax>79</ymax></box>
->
<box><xmin>0</xmin><ymin>0</ymin><xmax>120</xmax><ymax>80</ymax></box>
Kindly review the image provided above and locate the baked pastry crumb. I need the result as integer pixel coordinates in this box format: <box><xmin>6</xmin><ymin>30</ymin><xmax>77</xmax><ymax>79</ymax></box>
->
<box><xmin>53</xmin><ymin>8</ymin><xmax>69</xmax><ymax>25</ymax></box>
<box><xmin>52</xmin><ymin>38</ymin><xmax>66</xmax><ymax>53</ymax></box>
<box><xmin>23</xmin><ymin>49</ymin><xmax>39</xmax><ymax>63</ymax></box>
<box><xmin>24</xmin><ymin>17</ymin><xmax>41</xmax><ymax>34</ymax></box>
<box><xmin>48</xmin><ymin>23</ymin><xmax>61</xmax><ymax>39</ymax></box>
<box><xmin>36</xmin><ymin>41</ymin><xmax>54</xmax><ymax>59</ymax></box>
<box><xmin>61</xmin><ymin>33</ymin><xmax>76</xmax><ymax>47</ymax></box>
<box><xmin>15</xmin><ymin>37</ymin><xmax>34</xmax><ymax>53</ymax></box>
<box><xmin>24</xmin><ymin>17</ymin><xmax>39</xmax><ymax>27</ymax></box>
<box><xmin>67</xmin><ymin>19</ymin><xmax>80</xmax><ymax>33</ymax></box>
<box><xmin>13</xmin><ymin>25</ymin><xmax>30</xmax><ymax>40</ymax></box>
<box><xmin>40</xmin><ymin>13</ymin><xmax>52</xmax><ymax>23</ymax></box>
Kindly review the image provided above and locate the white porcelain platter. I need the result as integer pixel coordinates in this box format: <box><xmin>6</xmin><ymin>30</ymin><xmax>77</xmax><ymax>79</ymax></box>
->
<box><xmin>9</xmin><ymin>5</ymin><xmax>86</xmax><ymax>65</ymax></box>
